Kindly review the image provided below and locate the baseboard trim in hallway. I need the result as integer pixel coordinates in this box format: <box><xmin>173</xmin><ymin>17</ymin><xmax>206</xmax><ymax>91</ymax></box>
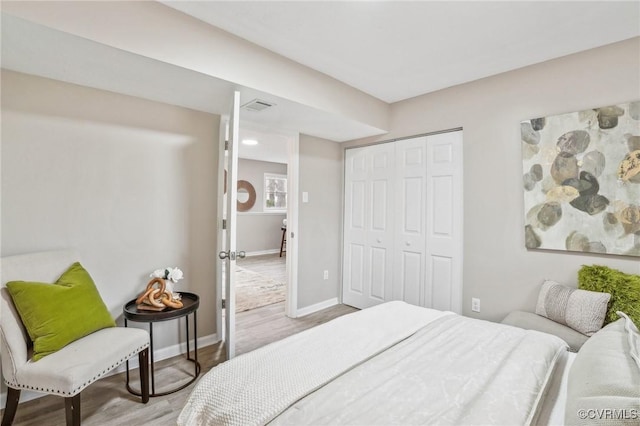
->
<box><xmin>295</xmin><ymin>297</ymin><xmax>339</xmax><ymax>317</ymax></box>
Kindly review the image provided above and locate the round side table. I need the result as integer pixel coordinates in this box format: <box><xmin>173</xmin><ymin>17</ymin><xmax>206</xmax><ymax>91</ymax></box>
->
<box><xmin>123</xmin><ymin>292</ymin><xmax>201</xmax><ymax>397</ymax></box>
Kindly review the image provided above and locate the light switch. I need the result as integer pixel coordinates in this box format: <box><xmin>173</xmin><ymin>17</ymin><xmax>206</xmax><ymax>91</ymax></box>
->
<box><xmin>302</xmin><ymin>192</ymin><xmax>309</xmax><ymax>203</ymax></box>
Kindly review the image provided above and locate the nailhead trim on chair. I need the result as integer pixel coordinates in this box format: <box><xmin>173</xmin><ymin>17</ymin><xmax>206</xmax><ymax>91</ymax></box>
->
<box><xmin>4</xmin><ymin>343</ymin><xmax>149</xmax><ymax>396</ymax></box>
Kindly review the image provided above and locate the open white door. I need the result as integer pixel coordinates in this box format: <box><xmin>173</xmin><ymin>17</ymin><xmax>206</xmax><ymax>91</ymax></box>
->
<box><xmin>218</xmin><ymin>91</ymin><xmax>241</xmax><ymax>360</ymax></box>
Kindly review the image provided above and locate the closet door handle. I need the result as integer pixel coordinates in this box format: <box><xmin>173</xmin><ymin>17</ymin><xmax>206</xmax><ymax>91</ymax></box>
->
<box><xmin>376</xmin><ymin>238</ymin><xmax>382</xmax><ymax>243</ymax></box>
<box><xmin>405</xmin><ymin>241</ymin><xmax>411</xmax><ymax>246</ymax></box>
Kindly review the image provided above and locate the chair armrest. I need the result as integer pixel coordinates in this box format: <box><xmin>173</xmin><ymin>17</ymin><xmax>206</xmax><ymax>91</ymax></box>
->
<box><xmin>1</xmin><ymin>289</ymin><xmax>30</xmax><ymax>383</ymax></box>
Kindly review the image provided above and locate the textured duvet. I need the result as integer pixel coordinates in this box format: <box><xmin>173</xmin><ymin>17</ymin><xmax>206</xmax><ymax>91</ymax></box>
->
<box><xmin>178</xmin><ymin>302</ymin><xmax>566</xmax><ymax>426</ymax></box>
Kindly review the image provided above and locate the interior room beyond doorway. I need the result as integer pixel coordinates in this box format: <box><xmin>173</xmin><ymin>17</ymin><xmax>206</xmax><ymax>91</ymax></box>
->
<box><xmin>235</xmin><ymin>127</ymin><xmax>290</xmax><ymax>314</ymax></box>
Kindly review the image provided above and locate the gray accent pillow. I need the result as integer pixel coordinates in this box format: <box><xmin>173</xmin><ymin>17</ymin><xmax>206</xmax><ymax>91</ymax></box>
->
<box><xmin>535</xmin><ymin>280</ymin><xmax>610</xmax><ymax>336</ymax></box>
<box><xmin>565</xmin><ymin>314</ymin><xmax>640</xmax><ymax>425</ymax></box>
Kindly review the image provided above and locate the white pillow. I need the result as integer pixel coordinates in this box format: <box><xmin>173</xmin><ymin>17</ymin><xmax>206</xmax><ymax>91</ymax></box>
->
<box><xmin>565</xmin><ymin>317</ymin><xmax>640</xmax><ymax>425</ymax></box>
<box><xmin>617</xmin><ymin>311</ymin><xmax>640</xmax><ymax>372</ymax></box>
<box><xmin>535</xmin><ymin>280</ymin><xmax>610</xmax><ymax>336</ymax></box>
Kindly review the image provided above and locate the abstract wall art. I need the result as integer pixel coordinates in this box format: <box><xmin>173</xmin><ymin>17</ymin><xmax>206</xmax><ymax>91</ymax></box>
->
<box><xmin>521</xmin><ymin>101</ymin><xmax>640</xmax><ymax>257</ymax></box>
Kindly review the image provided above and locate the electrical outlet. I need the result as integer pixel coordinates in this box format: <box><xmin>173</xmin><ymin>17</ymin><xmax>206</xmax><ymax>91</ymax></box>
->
<box><xmin>471</xmin><ymin>298</ymin><xmax>481</xmax><ymax>313</ymax></box>
<box><xmin>323</xmin><ymin>270</ymin><xmax>329</xmax><ymax>280</ymax></box>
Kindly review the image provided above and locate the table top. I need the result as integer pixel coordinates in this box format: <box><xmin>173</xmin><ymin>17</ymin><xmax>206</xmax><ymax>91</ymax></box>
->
<box><xmin>123</xmin><ymin>291</ymin><xmax>199</xmax><ymax>322</ymax></box>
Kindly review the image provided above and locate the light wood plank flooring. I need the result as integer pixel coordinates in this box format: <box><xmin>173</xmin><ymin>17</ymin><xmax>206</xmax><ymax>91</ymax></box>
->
<box><xmin>235</xmin><ymin>254</ymin><xmax>287</xmax><ymax>312</ymax></box>
<box><xmin>237</xmin><ymin>253</ymin><xmax>286</xmax><ymax>283</ymax></box>
<box><xmin>2</xmin><ymin>302</ymin><xmax>357</xmax><ymax>426</ymax></box>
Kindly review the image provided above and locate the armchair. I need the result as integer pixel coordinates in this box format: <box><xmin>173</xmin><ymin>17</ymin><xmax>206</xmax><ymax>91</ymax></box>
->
<box><xmin>1</xmin><ymin>250</ymin><xmax>150</xmax><ymax>426</ymax></box>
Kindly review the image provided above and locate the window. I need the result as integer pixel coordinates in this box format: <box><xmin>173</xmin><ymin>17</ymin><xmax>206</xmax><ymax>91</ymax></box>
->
<box><xmin>264</xmin><ymin>173</ymin><xmax>287</xmax><ymax>211</ymax></box>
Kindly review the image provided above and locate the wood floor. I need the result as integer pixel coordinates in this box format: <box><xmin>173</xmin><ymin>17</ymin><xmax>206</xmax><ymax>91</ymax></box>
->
<box><xmin>235</xmin><ymin>253</ymin><xmax>287</xmax><ymax>313</ymax></box>
<box><xmin>2</xmin><ymin>302</ymin><xmax>357</xmax><ymax>426</ymax></box>
<box><xmin>237</xmin><ymin>253</ymin><xmax>287</xmax><ymax>283</ymax></box>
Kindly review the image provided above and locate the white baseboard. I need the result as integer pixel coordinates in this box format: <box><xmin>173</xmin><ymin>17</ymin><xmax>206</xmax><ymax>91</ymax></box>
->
<box><xmin>114</xmin><ymin>333</ymin><xmax>218</xmax><ymax>373</ymax></box>
<box><xmin>296</xmin><ymin>297</ymin><xmax>338</xmax><ymax>317</ymax></box>
<box><xmin>244</xmin><ymin>249</ymin><xmax>280</xmax><ymax>257</ymax></box>
<box><xmin>0</xmin><ymin>333</ymin><xmax>219</xmax><ymax>407</ymax></box>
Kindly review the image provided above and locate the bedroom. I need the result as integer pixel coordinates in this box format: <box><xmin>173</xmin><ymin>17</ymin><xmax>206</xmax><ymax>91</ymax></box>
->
<box><xmin>1</xmin><ymin>1</ymin><xmax>639</xmax><ymax>425</ymax></box>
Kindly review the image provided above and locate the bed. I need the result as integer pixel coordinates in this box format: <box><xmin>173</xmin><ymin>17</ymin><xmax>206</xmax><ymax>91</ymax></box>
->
<box><xmin>178</xmin><ymin>301</ymin><xmax>582</xmax><ymax>425</ymax></box>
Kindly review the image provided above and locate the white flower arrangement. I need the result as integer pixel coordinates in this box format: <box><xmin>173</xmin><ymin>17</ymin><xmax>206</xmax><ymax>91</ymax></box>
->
<box><xmin>150</xmin><ymin>267</ymin><xmax>184</xmax><ymax>283</ymax></box>
<box><xmin>149</xmin><ymin>267</ymin><xmax>183</xmax><ymax>298</ymax></box>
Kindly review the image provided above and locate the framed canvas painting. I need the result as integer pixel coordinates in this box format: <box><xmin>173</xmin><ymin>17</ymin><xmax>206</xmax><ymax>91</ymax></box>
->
<box><xmin>521</xmin><ymin>101</ymin><xmax>640</xmax><ymax>257</ymax></box>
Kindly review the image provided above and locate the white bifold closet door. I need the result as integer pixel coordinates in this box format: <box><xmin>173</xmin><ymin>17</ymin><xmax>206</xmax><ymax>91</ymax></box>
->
<box><xmin>342</xmin><ymin>130</ymin><xmax>463</xmax><ymax>313</ymax></box>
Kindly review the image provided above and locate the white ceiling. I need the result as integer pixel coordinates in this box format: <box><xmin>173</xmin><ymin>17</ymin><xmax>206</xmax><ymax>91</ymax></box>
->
<box><xmin>163</xmin><ymin>1</ymin><xmax>640</xmax><ymax>103</ymax></box>
<box><xmin>2</xmin><ymin>1</ymin><xmax>639</xmax><ymax>147</ymax></box>
<box><xmin>238</xmin><ymin>125</ymin><xmax>290</xmax><ymax>164</ymax></box>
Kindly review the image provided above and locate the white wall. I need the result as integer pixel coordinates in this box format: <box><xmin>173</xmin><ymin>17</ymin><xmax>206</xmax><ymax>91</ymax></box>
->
<box><xmin>297</xmin><ymin>135</ymin><xmax>343</xmax><ymax>309</ymax></box>
<box><xmin>1</xmin><ymin>71</ymin><xmax>219</xmax><ymax>347</ymax></box>
<box><xmin>237</xmin><ymin>158</ymin><xmax>287</xmax><ymax>254</ymax></box>
<box><xmin>346</xmin><ymin>37</ymin><xmax>640</xmax><ymax>321</ymax></box>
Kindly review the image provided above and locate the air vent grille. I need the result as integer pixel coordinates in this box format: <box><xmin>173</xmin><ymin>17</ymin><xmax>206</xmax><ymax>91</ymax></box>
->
<box><xmin>242</xmin><ymin>99</ymin><xmax>275</xmax><ymax>112</ymax></box>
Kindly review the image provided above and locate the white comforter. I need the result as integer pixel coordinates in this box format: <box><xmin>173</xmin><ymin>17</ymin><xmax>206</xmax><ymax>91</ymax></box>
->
<box><xmin>179</xmin><ymin>302</ymin><xmax>566</xmax><ymax>426</ymax></box>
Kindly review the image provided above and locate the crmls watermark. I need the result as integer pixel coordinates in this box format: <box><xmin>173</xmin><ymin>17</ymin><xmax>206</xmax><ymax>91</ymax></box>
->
<box><xmin>577</xmin><ymin>408</ymin><xmax>639</xmax><ymax>421</ymax></box>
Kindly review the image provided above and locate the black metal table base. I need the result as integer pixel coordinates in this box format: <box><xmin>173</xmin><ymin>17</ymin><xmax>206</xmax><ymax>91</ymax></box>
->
<box><xmin>125</xmin><ymin>358</ymin><xmax>200</xmax><ymax>397</ymax></box>
<box><xmin>123</xmin><ymin>293</ymin><xmax>200</xmax><ymax>397</ymax></box>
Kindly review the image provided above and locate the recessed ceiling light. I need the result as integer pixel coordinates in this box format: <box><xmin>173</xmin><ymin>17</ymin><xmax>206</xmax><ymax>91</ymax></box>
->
<box><xmin>242</xmin><ymin>139</ymin><xmax>258</xmax><ymax>146</ymax></box>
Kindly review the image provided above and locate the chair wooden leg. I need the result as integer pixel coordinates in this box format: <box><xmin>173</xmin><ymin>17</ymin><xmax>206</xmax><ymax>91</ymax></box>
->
<box><xmin>1</xmin><ymin>387</ymin><xmax>20</xmax><ymax>426</ymax></box>
<box><xmin>64</xmin><ymin>394</ymin><xmax>80</xmax><ymax>426</ymax></box>
<box><xmin>138</xmin><ymin>348</ymin><xmax>150</xmax><ymax>403</ymax></box>
<box><xmin>280</xmin><ymin>228</ymin><xmax>286</xmax><ymax>257</ymax></box>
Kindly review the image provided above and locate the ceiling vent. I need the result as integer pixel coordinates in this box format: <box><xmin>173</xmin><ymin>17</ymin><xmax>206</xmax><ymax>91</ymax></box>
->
<box><xmin>241</xmin><ymin>99</ymin><xmax>275</xmax><ymax>112</ymax></box>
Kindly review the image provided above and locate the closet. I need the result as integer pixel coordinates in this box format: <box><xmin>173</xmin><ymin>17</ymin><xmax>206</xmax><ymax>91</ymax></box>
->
<box><xmin>342</xmin><ymin>130</ymin><xmax>463</xmax><ymax>313</ymax></box>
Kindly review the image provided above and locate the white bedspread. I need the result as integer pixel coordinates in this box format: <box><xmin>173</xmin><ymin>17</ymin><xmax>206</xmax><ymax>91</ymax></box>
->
<box><xmin>179</xmin><ymin>302</ymin><xmax>566</xmax><ymax>426</ymax></box>
<box><xmin>179</xmin><ymin>301</ymin><xmax>449</xmax><ymax>426</ymax></box>
<box><xmin>273</xmin><ymin>314</ymin><xmax>566</xmax><ymax>425</ymax></box>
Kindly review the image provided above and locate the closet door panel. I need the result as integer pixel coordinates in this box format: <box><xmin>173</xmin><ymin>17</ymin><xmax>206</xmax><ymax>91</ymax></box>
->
<box><xmin>366</xmin><ymin>143</ymin><xmax>395</xmax><ymax>305</ymax></box>
<box><xmin>345</xmin><ymin>179</ymin><xmax>366</xmax><ymax>298</ymax></box>
<box><xmin>394</xmin><ymin>137</ymin><xmax>427</xmax><ymax>305</ymax></box>
<box><xmin>429</xmin><ymin>255</ymin><xmax>453</xmax><ymax>311</ymax></box>
<box><xmin>343</xmin><ymin>144</ymin><xmax>394</xmax><ymax>309</ymax></box>
<box><xmin>371</xmin><ymin>179</ymin><xmax>389</xmax><ymax>230</ymax></box>
<box><xmin>346</xmin><ymin>243</ymin><xmax>365</xmax><ymax>294</ymax></box>
<box><xmin>403</xmin><ymin>177</ymin><xmax>423</xmax><ymax>233</ymax></box>
<box><xmin>425</xmin><ymin>131</ymin><xmax>463</xmax><ymax>314</ymax></box>
<box><xmin>343</xmin><ymin>147</ymin><xmax>369</xmax><ymax>308</ymax></box>
<box><xmin>350</xmin><ymin>180</ymin><xmax>366</xmax><ymax>230</ymax></box>
<box><xmin>369</xmin><ymin>247</ymin><xmax>387</xmax><ymax>301</ymax></box>
<box><xmin>432</xmin><ymin>176</ymin><xmax>453</xmax><ymax>237</ymax></box>
<box><xmin>399</xmin><ymin>251</ymin><xmax>422</xmax><ymax>305</ymax></box>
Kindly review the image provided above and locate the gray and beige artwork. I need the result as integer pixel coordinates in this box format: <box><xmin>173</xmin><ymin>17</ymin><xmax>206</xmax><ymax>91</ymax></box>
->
<box><xmin>521</xmin><ymin>101</ymin><xmax>640</xmax><ymax>257</ymax></box>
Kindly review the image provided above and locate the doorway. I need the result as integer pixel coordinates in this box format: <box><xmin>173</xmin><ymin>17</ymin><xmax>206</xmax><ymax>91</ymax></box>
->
<box><xmin>235</xmin><ymin>127</ymin><xmax>290</xmax><ymax>313</ymax></box>
<box><xmin>217</xmin><ymin>117</ymin><xmax>300</xmax><ymax>357</ymax></box>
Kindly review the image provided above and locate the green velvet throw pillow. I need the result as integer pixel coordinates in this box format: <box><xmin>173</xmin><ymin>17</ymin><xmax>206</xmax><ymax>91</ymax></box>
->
<box><xmin>578</xmin><ymin>265</ymin><xmax>640</xmax><ymax>327</ymax></box>
<box><xmin>6</xmin><ymin>262</ymin><xmax>116</xmax><ymax>361</ymax></box>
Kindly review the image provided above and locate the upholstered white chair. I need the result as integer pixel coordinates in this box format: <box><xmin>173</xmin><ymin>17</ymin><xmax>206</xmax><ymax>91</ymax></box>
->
<box><xmin>1</xmin><ymin>250</ymin><xmax>150</xmax><ymax>426</ymax></box>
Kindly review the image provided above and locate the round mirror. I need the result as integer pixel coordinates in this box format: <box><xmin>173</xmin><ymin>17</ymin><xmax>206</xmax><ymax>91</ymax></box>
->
<box><xmin>237</xmin><ymin>180</ymin><xmax>256</xmax><ymax>212</ymax></box>
<box><xmin>237</xmin><ymin>189</ymin><xmax>250</xmax><ymax>203</ymax></box>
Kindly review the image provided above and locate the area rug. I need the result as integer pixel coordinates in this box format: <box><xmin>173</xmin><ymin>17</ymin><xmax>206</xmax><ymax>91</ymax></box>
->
<box><xmin>235</xmin><ymin>267</ymin><xmax>286</xmax><ymax>313</ymax></box>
